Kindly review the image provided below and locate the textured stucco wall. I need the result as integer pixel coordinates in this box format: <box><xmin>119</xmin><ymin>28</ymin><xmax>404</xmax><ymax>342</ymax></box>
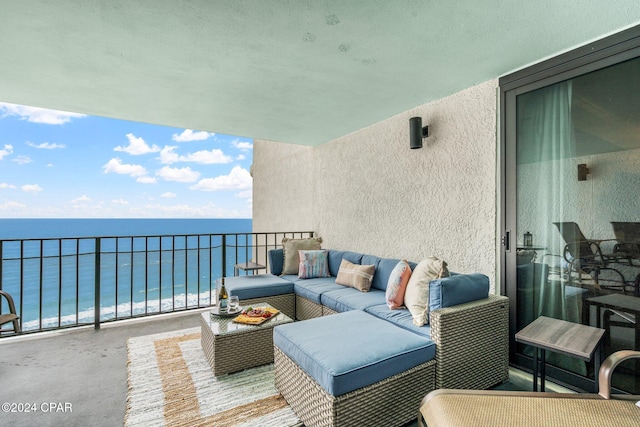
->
<box><xmin>252</xmin><ymin>140</ymin><xmax>316</xmax><ymax>233</ymax></box>
<box><xmin>253</xmin><ymin>79</ymin><xmax>499</xmax><ymax>287</ymax></box>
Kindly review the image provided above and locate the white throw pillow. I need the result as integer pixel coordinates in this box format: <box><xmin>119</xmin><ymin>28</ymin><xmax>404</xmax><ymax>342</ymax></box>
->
<box><xmin>404</xmin><ymin>256</ymin><xmax>449</xmax><ymax>326</ymax></box>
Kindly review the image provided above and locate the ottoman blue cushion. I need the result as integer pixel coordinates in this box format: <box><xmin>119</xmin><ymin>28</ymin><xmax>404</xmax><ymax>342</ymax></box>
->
<box><xmin>224</xmin><ymin>274</ymin><xmax>294</xmax><ymax>300</ymax></box>
<box><xmin>273</xmin><ymin>310</ymin><xmax>436</xmax><ymax>396</ymax></box>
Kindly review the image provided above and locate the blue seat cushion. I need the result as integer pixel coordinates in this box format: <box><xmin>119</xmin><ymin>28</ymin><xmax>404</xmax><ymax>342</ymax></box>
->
<box><xmin>320</xmin><ymin>287</ymin><xmax>386</xmax><ymax>312</ymax></box>
<box><xmin>294</xmin><ymin>277</ymin><xmax>344</xmax><ymax>304</ymax></box>
<box><xmin>273</xmin><ymin>310</ymin><xmax>436</xmax><ymax>396</ymax></box>
<box><xmin>365</xmin><ymin>304</ymin><xmax>432</xmax><ymax>338</ymax></box>
<box><xmin>224</xmin><ymin>274</ymin><xmax>294</xmax><ymax>300</ymax></box>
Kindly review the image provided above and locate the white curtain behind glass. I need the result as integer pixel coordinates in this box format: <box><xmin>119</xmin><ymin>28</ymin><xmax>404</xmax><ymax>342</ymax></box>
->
<box><xmin>516</xmin><ymin>81</ymin><xmax>586</xmax><ymax>375</ymax></box>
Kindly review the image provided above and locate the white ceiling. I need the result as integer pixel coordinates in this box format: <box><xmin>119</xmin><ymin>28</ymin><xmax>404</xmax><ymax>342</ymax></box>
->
<box><xmin>1</xmin><ymin>1</ymin><xmax>639</xmax><ymax>146</ymax></box>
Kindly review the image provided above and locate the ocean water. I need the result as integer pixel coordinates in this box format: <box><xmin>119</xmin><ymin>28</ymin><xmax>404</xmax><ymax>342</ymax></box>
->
<box><xmin>0</xmin><ymin>218</ymin><xmax>252</xmax><ymax>331</ymax></box>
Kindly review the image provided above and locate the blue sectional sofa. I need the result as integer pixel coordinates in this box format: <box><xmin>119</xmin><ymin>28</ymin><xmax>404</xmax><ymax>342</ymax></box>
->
<box><xmin>225</xmin><ymin>248</ymin><xmax>509</xmax><ymax>427</ymax></box>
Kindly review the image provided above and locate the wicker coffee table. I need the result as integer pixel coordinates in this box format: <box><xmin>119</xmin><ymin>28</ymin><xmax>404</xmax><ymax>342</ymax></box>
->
<box><xmin>200</xmin><ymin>303</ymin><xmax>293</xmax><ymax>376</ymax></box>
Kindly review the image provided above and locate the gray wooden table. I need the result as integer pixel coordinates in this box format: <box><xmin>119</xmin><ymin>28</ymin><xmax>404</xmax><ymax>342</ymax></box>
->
<box><xmin>515</xmin><ymin>316</ymin><xmax>605</xmax><ymax>392</ymax></box>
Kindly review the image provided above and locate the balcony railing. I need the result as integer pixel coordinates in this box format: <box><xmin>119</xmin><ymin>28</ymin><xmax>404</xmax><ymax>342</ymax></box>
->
<box><xmin>0</xmin><ymin>231</ymin><xmax>313</xmax><ymax>335</ymax></box>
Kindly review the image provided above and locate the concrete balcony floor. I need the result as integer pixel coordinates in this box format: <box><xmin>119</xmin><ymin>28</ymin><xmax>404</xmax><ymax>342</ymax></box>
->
<box><xmin>0</xmin><ymin>310</ymin><xmax>567</xmax><ymax>427</ymax></box>
<box><xmin>0</xmin><ymin>310</ymin><xmax>203</xmax><ymax>427</ymax></box>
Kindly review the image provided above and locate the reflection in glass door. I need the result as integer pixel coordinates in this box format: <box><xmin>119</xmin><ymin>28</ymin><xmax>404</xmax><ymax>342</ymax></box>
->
<box><xmin>509</xmin><ymin>56</ymin><xmax>640</xmax><ymax>393</ymax></box>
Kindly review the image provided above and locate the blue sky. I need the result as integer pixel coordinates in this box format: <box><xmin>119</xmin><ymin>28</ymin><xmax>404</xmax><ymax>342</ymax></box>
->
<box><xmin>0</xmin><ymin>102</ymin><xmax>253</xmax><ymax>218</ymax></box>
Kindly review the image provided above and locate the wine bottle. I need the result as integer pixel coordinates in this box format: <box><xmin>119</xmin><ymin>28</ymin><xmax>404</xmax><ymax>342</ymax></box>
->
<box><xmin>218</xmin><ymin>278</ymin><xmax>229</xmax><ymax>312</ymax></box>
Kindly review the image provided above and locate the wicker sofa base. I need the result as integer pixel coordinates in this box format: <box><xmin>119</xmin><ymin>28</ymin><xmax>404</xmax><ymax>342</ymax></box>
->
<box><xmin>275</xmin><ymin>346</ymin><xmax>436</xmax><ymax>427</ymax></box>
<box><xmin>295</xmin><ymin>295</ymin><xmax>323</xmax><ymax>320</ymax></box>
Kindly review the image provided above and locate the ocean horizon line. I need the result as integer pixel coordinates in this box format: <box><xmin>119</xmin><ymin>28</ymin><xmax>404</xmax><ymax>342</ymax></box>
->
<box><xmin>0</xmin><ymin>218</ymin><xmax>253</xmax><ymax>240</ymax></box>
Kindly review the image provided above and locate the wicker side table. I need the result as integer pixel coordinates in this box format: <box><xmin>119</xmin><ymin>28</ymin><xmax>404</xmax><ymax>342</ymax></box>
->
<box><xmin>200</xmin><ymin>303</ymin><xmax>293</xmax><ymax>376</ymax></box>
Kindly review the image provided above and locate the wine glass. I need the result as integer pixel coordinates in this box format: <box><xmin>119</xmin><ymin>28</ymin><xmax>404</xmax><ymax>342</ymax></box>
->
<box><xmin>228</xmin><ymin>296</ymin><xmax>240</xmax><ymax>312</ymax></box>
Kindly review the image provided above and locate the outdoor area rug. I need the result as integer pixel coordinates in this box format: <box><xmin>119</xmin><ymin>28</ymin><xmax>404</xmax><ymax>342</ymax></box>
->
<box><xmin>125</xmin><ymin>327</ymin><xmax>302</xmax><ymax>427</ymax></box>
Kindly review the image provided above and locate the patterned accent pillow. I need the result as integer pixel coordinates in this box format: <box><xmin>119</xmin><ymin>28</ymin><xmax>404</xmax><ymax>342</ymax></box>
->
<box><xmin>385</xmin><ymin>260</ymin><xmax>412</xmax><ymax>309</ymax></box>
<box><xmin>404</xmin><ymin>256</ymin><xmax>449</xmax><ymax>326</ymax></box>
<box><xmin>281</xmin><ymin>237</ymin><xmax>323</xmax><ymax>275</ymax></box>
<box><xmin>298</xmin><ymin>250</ymin><xmax>330</xmax><ymax>279</ymax></box>
<box><xmin>335</xmin><ymin>259</ymin><xmax>375</xmax><ymax>292</ymax></box>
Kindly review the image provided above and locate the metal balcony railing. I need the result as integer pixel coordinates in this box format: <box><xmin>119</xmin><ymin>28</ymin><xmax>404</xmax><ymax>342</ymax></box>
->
<box><xmin>0</xmin><ymin>231</ymin><xmax>314</xmax><ymax>335</ymax></box>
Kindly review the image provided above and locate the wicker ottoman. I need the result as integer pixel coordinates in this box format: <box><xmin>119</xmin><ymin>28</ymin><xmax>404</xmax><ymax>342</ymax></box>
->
<box><xmin>274</xmin><ymin>310</ymin><xmax>437</xmax><ymax>427</ymax></box>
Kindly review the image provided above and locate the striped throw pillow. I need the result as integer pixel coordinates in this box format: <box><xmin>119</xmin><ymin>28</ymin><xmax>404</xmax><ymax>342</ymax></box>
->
<box><xmin>335</xmin><ymin>259</ymin><xmax>375</xmax><ymax>292</ymax></box>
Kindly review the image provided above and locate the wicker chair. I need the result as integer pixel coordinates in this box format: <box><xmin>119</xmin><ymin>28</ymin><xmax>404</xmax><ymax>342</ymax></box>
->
<box><xmin>418</xmin><ymin>350</ymin><xmax>640</xmax><ymax>427</ymax></box>
<box><xmin>0</xmin><ymin>290</ymin><xmax>21</xmax><ymax>335</ymax></box>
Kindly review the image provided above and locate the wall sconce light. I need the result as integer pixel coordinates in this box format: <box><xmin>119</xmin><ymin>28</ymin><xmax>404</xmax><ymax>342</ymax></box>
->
<box><xmin>577</xmin><ymin>163</ymin><xmax>589</xmax><ymax>181</ymax></box>
<box><xmin>409</xmin><ymin>117</ymin><xmax>429</xmax><ymax>149</ymax></box>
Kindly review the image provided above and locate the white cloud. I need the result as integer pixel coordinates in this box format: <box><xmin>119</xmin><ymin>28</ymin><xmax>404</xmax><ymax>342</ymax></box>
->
<box><xmin>136</xmin><ymin>176</ymin><xmax>157</xmax><ymax>184</ymax></box>
<box><xmin>156</xmin><ymin>166</ymin><xmax>201</xmax><ymax>183</ymax></box>
<box><xmin>0</xmin><ymin>200</ymin><xmax>27</xmax><ymax>210</ymax></box>
<box><xmin>22</xmin><ymin>184</ymin><xmax>43</xmax><ymax>193</ymax></box>
<box><xmin>0</xmin><ymin>102</ymin><xmax>86</xmax><ymax>124</ymax></box>
<box><xmin>190</xmin><ymin>166</ymin><xmax>252</xmax><ymax>191</ymax></box>
<box><xmin>180</xmin><ymin>149</ymin><xmax>233</xmax><ymax>164</ymax></box>
<box><xmin>157</xmin><ymin>146</ymin><xmax>232</xmax><ymax>165</ymax></box>
<box><xmin>26</xmin><ymin>141</ymin><xmax>66</xmax><ymax>149</ymax></box>
<box><xmin>172</xmin><ymin>129</ymin><xmax>214</xmax><ymax>142</ymax></box>
<box><xmin>0</xmin><ymin>183</ymin><xmax>17</xmax><ymax>189</ymax></box>
<box><xmin>71</xmin><ymin>195</ymin><xmax>91</xmax><ymax>203</ymax></box>
<box><xmin>158</xmin><ymin>146</ymin><xmax>180</xmax><ymax>164</ymax></box>
<box><xmin>235</xmin><ymin>190</ymin><xmax>252</xmax><ymax>199</ymax></box>
<box><xmin>13</xmin><ymin>155</ymin><xmax>32</xmax><ymax>165</ymax></box>
<box><xmin>161</xmin><ymin>192</ymin><xmax>177</xmax><ymax>198</ymax></box>
<box><xmin>114</xmin><ymin>133</ymin><xmax>160</xmax><ymax>155</ymax></box>
<box><xmin>0</xmin><ymin>144</ymin><xmax>13</xmax><ymax>160</ymax></box>
<box><xmin>236</xmin><ymin>154</ymin><xmax>246</xmax><ymax>161</ymax></box>
<box><xmin>233</xmin><ymin>140</ymin><xmax>253</xmax><ymax>151</ymax></box>
<box><xmin>103</xmin><ymin>157</ymin><xmax>148</xmax><ymax>177</ymax></box>
<box><xmin>111</xmin><ymin>198</ymin><xmax>129</xmax><ymax>205</ymax></box>
<box><xmin>127</xmin><ymin>202</ymin><xmax>250</xmax><ymax>218</ymax></box>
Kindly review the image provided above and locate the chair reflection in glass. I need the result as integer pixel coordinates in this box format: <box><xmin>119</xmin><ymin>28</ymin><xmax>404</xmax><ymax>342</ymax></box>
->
<box><xmin>611</xmin><ymin>222</ymin><xmax>640</xmax><ymax>267</ymax></box>
<box><xmin>553</xmin><ymin>222</ymin><xmax>629</xmax><ymax>295</ymax></box>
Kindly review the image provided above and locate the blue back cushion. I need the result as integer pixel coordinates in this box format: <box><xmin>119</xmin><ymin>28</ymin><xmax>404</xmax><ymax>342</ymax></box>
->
<box><xmin>429</xmin><ymin>273</ymin><xmax>490</xmax><ymax>311</ymax></box>
<box><xmin>371</xmin><ymin>258</ymin><xmax>403</xmax><ymax>291</ymax></box>
<box><xmin>327</xmin><ymin>250</ymin><xmax>363</xmax><ymax>276</ymax></box>
<box><xmin>269</xmin><ymin>249</ymin><xmax>284</xmax><ymax>275</ymax></box>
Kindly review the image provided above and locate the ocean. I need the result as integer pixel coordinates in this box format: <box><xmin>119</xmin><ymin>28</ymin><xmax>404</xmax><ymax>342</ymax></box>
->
<box><xmin>0</xmin><ymin>218</ymin><xmax>252</xmax><ymax>331</ymax></box>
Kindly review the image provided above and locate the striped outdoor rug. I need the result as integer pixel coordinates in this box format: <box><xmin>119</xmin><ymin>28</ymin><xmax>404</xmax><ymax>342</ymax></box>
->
<box><xmin>125</xmin><ymin>327</ymin><xmax>302</xmax><ymax>427</ymax></box>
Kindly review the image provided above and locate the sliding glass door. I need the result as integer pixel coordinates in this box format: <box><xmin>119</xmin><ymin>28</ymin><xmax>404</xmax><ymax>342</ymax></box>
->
<box><xmin>501</xmin><ymin>29</ymin><xmax>640</xmax><ymax>393</ymax></box>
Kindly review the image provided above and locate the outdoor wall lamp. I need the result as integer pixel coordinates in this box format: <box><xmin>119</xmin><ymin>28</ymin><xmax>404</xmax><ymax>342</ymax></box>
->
<box><xmin>409</xmin><ymin>117</ymin><xmax>429</xmax><ymax>149</ymax></box>
<box><xmin>578</xmin><ymin>163</ymin><xmax>589</xmax><ymax>181</ymax></box>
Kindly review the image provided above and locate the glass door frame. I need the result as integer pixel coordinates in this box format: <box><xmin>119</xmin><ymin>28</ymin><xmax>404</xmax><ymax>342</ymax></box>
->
<box><xmin>499</xmin><ymin>25</ymin><xmax>640</xmax><ymax>391</ymax></box>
